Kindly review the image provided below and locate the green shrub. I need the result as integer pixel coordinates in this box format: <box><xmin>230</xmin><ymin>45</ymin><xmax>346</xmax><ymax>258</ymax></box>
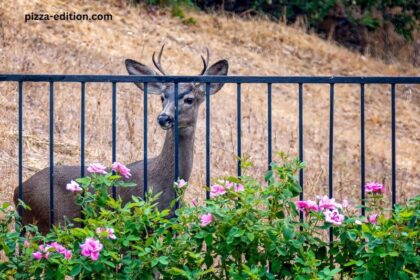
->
<box><xmin>129</xmin><ymin>0</ymin><xmax>197</xmax><ymax>23</ymax></box>
<box><xmin>133</xmin><ymin>0</ymin><xmax>419</xmax><ymax>42</ymax></box>
<box><xmin>1</xmin><ymin>157</ymin><xmax>419</xmax><ymax>279</ymax></box>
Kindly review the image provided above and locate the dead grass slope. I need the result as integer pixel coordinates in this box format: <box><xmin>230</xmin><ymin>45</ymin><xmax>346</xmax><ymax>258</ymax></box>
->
<box><xmin>0</xmin><ymin>0</ymin><xmax>419</xmax><ymax>207</ymax></box>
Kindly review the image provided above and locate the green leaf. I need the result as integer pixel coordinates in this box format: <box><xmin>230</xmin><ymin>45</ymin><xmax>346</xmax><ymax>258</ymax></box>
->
<box><xmin>344</xmin><ymin>260</ymin><xmax>364</xmax><ymax>267</ymax></box>
<box><xmin>388</xmin><ymin>251</ymin><xmax>399</xmax><ymax>257</ymax></box>
<box><xmin>70</xmin><ymin>263</ymin><xmax>82</xmax><ymax>276</ymax></box>
<box><xmin>168</xmin><ymin>267</ymin><xmax>189</xmax><ymax>276</ymax></box>
<box><xmin>264</xmin><ymin>170</ymin><xmax>273</xmax><ymax>182</ymax></box>
<box><xmin>361</xmin><ymin>223</ymin><xmax>371</xmax><ymax>233</ymax></box>
<box><xmin>158</xmin><ymin>256</ymin><xmax>169</xmax><ymax>265</ymax></box>
<box><xmin>246</xmin><ymin>232</ymin><xmax>255</xmax><ymax>242</ymax></box>
<box><xmin>397</xmin><ymin>271</ymin><xmax>410</xmax><ymax>280</ymax></box>
<box><xmin>205</xmin><ymin>233</ymin><xmax>213</xmax><ymax>247</ymax></box>
<box><xmin>271</xmin><ymin>259</ymin><xmax>281</xmax><ymax>273</ymax></box>
<box><xmin>399</xmin><ymin>210</ymin><xmax>414</xmax><ymax>219</ymax></box>
<box><xmin>283</xmin><ymin>225</ymin><xmax>295</xmax><ymax>240</ymax></box>
<box><xmin>103</xmin><ymin>260</ymin><xmax>116</xmax><ymax>268</ymax></box>
<box><xmin>1</xmin><ymin>202</ymin><xmax>11</xmax><ymax>209</ymax></box>
<box><xmin>118</xmin><ymin>182</ymin><xmax>137</xmax><ymax>188</ymax></box>
<box><xmin>347</xmin><ymin>230</ymin><xmax>357</xmax><ymax>241</ymax></box>
<box><xmin>195</xmin><ymin>230</ymin><xmax>207</xmax><ymax>239</ymax></box>
<box><xmin>197</xmin><ymin>268</ymin><xmax>215</xmax><ymax>277</ymax></box>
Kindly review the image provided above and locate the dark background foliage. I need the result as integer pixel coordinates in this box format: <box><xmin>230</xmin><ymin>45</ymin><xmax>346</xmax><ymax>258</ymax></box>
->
<box><xmin>132</xmin><ymin>0</ymin><xmax>419</xmax><ymax>63</ymax></box>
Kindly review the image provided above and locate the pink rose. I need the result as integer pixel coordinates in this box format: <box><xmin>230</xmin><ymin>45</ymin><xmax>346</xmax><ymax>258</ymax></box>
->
<box><xmin>80</xmin><ymin>238</ymin><xmax>103</xmax><ymax>261</ymax></box>
<box><xmin>32</xmin><ymin>251</ymin><xmax>43</xmax><ymax>260</ymax></box>
<box><xmin>96</xmin><ymin>227</ymin><xmax>117</xmax><ymax>239</ymax></box>
<box><xmin>66</xmin><ymin>180</ymin><xmax>82</xmax><ymax>193</ymax></box>
<box><xmin>50</xmin><ymin>242</ymin><xmax>66</xmax><ymax>254</ymax></box>
<box><xmin>87</xmin><ymin>163</ymin><xmax>107</xmax><ymax>175</ymax></box>
<box><xmin>225</xmin><ymin>182</ymin><xmax>244</xmax><ymax>192</ymax></box>
<box><xmin>225</xmin><ymin>182</ymin><xmax>234</xmax><ymax>189</ymax></box>
<box><xmin>365</xmin><ymin>182</ymin><xmax>384</xmax><ymax>194</ymax></box>
<box><xmin>323</xmin><ymin>209</ymin><xmax>345</xmax><ymax>226</ymax></box>
<box><xmin>91</xmin><ymin>251</ymin><xmax>100</xmax><ymax>261</ymax></box>
<box><xmin>81</xmin><ymin>247</ymin><xmax>90</xmax><ymax>258</ymax></box>
<box><xmin>368</xmin><ymin>213</ymin><xmax>378</xmax><ymax>225</ymax></box>
<box><xmin>112</xmin><ymin>162</ymin><xmax>132</xmax><ymax>179</ymax></box>
<box><xmin>210</xmin><ymin>184</ymin><xmax>226</xmax><ymax>198</ymax></box>
<box><xmin>319</xmin><ymin>196</ymin><xmax>342</xmax><ymax>211</ymax></box>
<box><xmin>296</xmin><ymin>200</ymin><xmax>319</xmax><ymax>215</ymax></box>
<box><xmin>175</xmin><ymin>179</ymin><xmax>188</xmax><ymax>189</ymax></box>
<box><xmin>64</xmin><ymin>250</ymin><xmax>72</xmax><ymax>260</ymax></box>
<box><xmin>106</xmin><ymin>228</ymin><xmax>116</xmax><ymax>239</ymax></box>
<box><xmin>234</xmin><ymin>184</ymin><xmax>244</xmax><ymax>192</ymax></box>
<box><xmin>41</xmin><ymin>242</ymin><xmax>72</xmax><ymax>260</ymax></box>
<box><xmin>200</xmin><ymin>213</ymin><xmax>213</xmax><ymax>227</ymax></box>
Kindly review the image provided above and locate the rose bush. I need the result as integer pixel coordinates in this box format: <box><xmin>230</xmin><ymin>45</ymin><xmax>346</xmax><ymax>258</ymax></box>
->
<box><xmin>0</xmin><ymin>157</ymin><xmax>418</xmax><ymax>279</ymax></box>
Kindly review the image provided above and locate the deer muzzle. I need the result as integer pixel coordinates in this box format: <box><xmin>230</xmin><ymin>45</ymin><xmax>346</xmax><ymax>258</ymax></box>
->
<box><xmin>157</xmin><ymin>114</ymin><xmax>174</xmax><ymax>129</ymax></box>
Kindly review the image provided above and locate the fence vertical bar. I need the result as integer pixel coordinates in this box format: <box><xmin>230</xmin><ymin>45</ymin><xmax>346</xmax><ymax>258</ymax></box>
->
<box><xmin>18</xmin><ymin>81</ymin><xmax>23</xmax><ymax>218</ymax></box>
<box><xmin>205</xmin><ymin>83</ymin><xmax>211</xmax><ymax>200</ymax></box>
<box><xmin>299</xmin><ymin>83</ymin><xmax>304</xmax><ymax>223</ymax></box>
<box><xmin>360</xmin><ymin>83</ymin><xmax>365</xmax><ymax>216</ymax></box>
<box><xmin>328</xmin><ymin>83</ymin><xmax>334</xmax><ymax>243</ymax></box>
<box><xmin>391</xmin><ymin>83</ymin><xmax>396</xmax><ymax>208</ymax></box>
<box><xmin>49</xmin><ymin>81</ymin><xmax>55</xmax><ymax>228</ymax></box>
<box><xmin>143</xmin><ymin>83</ymin><xmax>148</xmax><ymax>197</ymax></box>
<box><xmin>112</xmin><ymin>82</ymin><xmax>117</xmax><ymax>199</ymax></box>
<box><xmin>237</xmin><ymin>83</ymin><xmax>242</xmax><ymax>176</ymax></box>
<box><xmin>81</xmin><ymin>82</ymin><xmax>85</xmax><ymax>178</ymax></box>
<box><xmin>266</xmin><ymin>83</ymin><xmax>271</xmax><ymax>274</ymax></box>
<box><xmin>80</xmin><ymin>82</ymin><xmax>86</xmax><ymax>224</ymax></box>
<box><xmin>267</xmin><ymin>83</ymin><xmax>272</xmax><ymax>170</ymax></box>
<box><xmin>174</xmin><ymin>82</ymin><xmax>179</xmax><ymax>209</ymax></box>
<box><xmin>299</xmin><ymin>83</ymin><xmax>304</xmax><ymax>197</ymax></box>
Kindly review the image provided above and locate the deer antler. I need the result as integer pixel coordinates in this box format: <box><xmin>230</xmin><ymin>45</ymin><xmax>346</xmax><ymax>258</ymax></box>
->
<box><xmin>152</xmin><ymin>45</ymin><xmax>168</xmax><ymax>75</ymax></box>
<box><xmin>199</xmin><ymin>48</ymin><xmax>210</xmax><ymax>75</ymax></box>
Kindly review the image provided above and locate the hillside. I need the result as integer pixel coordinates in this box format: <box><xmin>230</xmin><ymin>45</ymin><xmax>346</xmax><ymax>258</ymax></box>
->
<box><xmin>0</xmin><ymin>0</ymin><xmax>419</xmax><ymax>207</ymax></box>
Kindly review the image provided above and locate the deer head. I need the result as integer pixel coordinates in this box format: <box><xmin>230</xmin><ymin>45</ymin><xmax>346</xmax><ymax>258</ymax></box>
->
<box><xmin>125</xmin><ymin>45</ymin><xmax>228</xmax><ymax>135</ymax></box>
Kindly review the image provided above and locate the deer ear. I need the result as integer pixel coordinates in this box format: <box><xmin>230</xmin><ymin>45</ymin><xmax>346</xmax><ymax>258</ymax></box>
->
<box><xmin>125</xmin><ymin>59</ymin><xmax>165</xmax><ymax>95</ymax></box>
<box><xmin>203</xmin><ymin>59</ymin><xmax>229</xmax><ymax>95</ymax></box>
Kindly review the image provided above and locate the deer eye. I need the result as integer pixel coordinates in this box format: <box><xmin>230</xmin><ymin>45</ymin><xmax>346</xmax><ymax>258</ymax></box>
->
<box><xmin>184</xmin><ymin>97</ymin><xmax>194</xmax><ymax>105</ymax></box>
<box><xmin>161</xmin><ymin>96</ymin><xmax>164</xmax><ymax>102</ymax></box>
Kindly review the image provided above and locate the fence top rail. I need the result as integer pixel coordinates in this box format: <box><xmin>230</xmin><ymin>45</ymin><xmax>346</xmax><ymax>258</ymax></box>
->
<box><xmin>0</xmin><ymin>74</ymin><xmax>419</xmax><ymax>84</ymax></box>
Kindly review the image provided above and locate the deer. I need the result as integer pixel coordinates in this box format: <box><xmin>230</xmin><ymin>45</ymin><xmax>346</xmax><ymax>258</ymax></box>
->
<box><xmin>13</xmin><ymin>45</ymin><xmax>229</xmax><ymax>234</ymax></box>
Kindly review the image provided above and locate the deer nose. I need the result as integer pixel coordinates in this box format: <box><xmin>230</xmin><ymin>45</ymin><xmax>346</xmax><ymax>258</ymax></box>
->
<box><xmin>157</xmin><ymin>114</ymin><xmax>174</xmax><ymax>128</ymax></box>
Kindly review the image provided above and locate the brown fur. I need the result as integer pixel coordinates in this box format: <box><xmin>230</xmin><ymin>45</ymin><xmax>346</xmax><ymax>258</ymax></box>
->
<box><xmin>13</xmin><ymin>48</ymin><xmax>228</xmax><ymax>234</ymax></box>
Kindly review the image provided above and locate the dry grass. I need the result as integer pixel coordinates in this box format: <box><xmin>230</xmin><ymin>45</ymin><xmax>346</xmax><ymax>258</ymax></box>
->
<box><xmin>0</xmin><ymin>0</ymin><xmax>419</xmax><ymax>210</ymax></box>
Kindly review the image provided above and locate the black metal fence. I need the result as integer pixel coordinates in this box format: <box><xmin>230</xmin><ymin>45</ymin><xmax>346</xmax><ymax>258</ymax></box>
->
<box><xmin>1</xmin><ymin>74</ymin><xmax>419</xmax><ymax>233</ymax></box>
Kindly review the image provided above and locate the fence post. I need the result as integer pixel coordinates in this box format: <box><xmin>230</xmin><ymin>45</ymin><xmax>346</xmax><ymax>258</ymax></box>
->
<box><xmin>174</xmin><ymin>82</ymin><xmax>179</xmax><ymax>209</ymax></box>
<box><xmin>237</xmin><ymin>83</ymin><xmax>242</xmax><ymax>176</ymax></box>
<box><xmin>267</xmin><ymin>83</ymin><xmax>272</xmax><ymax>170</ymax></box>
<box><xmin>143</xmin><ymin>83</ymin><xmax>148</xmax><ymax>197</ymax></box>
<box><xmin>298</xmin><ymin>83</ymin><xmax>304</xmax><ymax>194</ymax></box>
<box><xmin>328</xmin><ymin>83</ymin><xmax>334</xmax><ymax>243</ymax></box>
<box><xmin>17</xmin><ymin>81</ymin><xmax>23</xmax><ymax>219</ymax></box>
<box><xmin>112</xmin><ymin>82</ymin><xmax>117</xmax><ymax>199</ymax></box>
<box><xmin>360</xmin><ymin>83</ymin><xmax>365</xmax><ymax>216</ymax></box>
<box><xmin>391</xmin><ymin>83</ymin><xmax>396</xmax><ymax>208</ymax></box>
<box><xmin>49</xmin><ymin>81</ymin><xmax>55</xmax><ymax>228</ymax></box>
<box><xmin>205</xmin><ymin>82</ymin><xmax>211</xmax><ymax>199</ymax></box>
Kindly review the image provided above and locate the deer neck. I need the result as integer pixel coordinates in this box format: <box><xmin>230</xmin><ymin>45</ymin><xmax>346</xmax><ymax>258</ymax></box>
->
<box><xmin>157</xmin><ymin>125</ymin><xmax>196</xmax><ymax>181</ymax></box>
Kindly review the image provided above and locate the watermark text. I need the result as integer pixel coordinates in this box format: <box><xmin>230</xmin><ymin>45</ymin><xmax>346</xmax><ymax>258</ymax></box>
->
<box><xmin>24</xmin><ymin>12</ymin><xmax>112</xmax><ymax>23</ymax></box>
